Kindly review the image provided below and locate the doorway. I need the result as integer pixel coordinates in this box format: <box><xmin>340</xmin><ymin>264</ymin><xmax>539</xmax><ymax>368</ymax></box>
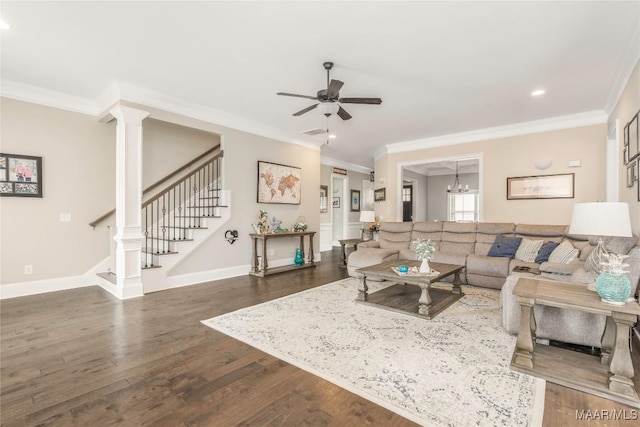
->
<box><xmin>331</xmin><ymin>175</ymin><xmax>348</xmax><ymax>246</ymax></box>
<box><xmin>399</xmin><ymin>154</ymin><xmax>483</xmax><ymax>222</ymax></box>
<box><xmin>402</xmin><ymin>184</ymin><xmax>413</xmax><ymax>221</ymax></box>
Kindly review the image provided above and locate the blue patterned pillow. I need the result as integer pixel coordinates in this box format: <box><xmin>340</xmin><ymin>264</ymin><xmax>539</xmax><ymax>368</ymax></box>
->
<box><xmin>535</xmin><ymin>241</ymin><xmax>560</xmax><ymax>264</ymax></box>
<box><xmin>487</xmin><ymin>235</ymin><xmax>522</xmax><ymax>259</ymax></box>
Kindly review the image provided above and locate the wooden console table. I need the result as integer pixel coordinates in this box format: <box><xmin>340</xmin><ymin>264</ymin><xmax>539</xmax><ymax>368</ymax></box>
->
<box><xmin>249</xmin><ymin>231</ymin><xmax>316</xmax><ymax>277</ymax></box>
<box><xmin>511</xmin><ymin>278</ymin><xmax>640</xmax><ymax>408</ymax></box>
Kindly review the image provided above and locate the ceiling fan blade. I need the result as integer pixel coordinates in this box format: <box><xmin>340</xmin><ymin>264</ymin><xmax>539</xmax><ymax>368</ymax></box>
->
<box><xmin>338</xmin><ymin>97</ymin><xmax>382</xmax><ymax>105</ymax></box>
<box><xmin>293</xmin><ymin>104</ymin><xmax>318</xmax><ymax>116</ymax></box>
<box><xmin>277</xmin><ymin>92</ymin><xmax>318</xmax><ymax>100</ymax></box>
<box><xmin>337</xmin><ymin>106</ymin><xmax>352</xmax><ymax>121</ymax></box>
<box><xmin>326</xmin><ymin>79</ymin><xmax>344</xmax><ymax>98</ymax></box>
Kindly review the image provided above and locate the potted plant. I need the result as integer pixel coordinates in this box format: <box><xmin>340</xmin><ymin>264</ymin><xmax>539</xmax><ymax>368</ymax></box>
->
<box><xmin>415</xmin><ymin>239</ymin><xmax>435</xmax><ymax>273</ymax></box>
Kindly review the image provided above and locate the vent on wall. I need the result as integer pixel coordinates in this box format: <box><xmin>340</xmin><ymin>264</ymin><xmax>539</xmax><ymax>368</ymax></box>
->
<box><xmin>302</xmin><ymin>128</ymin><xmax>328</xmax><ymax>136</ymax></box>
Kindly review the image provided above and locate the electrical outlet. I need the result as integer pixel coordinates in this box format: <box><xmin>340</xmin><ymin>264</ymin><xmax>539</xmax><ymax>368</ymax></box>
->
<box><xmin>24</xmin><ymin>265</ymin><xmax>33</xmax><ymax>275</ymax></box>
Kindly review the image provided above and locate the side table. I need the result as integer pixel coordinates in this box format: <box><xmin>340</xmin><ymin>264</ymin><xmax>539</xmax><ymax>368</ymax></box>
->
<box><xmin>338</xmin><ymin>238</ymin><xmax>365</xmax><ymax>266</ymax></box>
<box><xmin>511</xmin><ymin>277</ymin><xmax>640</xmax><ymax>408</ymax></box>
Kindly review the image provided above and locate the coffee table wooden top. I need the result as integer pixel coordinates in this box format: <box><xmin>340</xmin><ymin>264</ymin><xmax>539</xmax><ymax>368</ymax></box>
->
<box><xmin>356</xmin><ymin>260</ymin><xmax>464</xmax><ymax>285</ymax></box>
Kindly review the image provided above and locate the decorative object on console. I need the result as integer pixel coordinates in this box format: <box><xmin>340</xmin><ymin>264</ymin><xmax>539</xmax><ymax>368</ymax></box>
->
<box><xmin>415</xmin><ymin>239</ymin><xmax>435</xmax><ymax>273</ymax></box>
<box><xmin>294</xmin><ymin>248</ymin><xmax>305</xmax><ymax>266</ymax></box>
<box><xmin>293</xmin><ymin>216</ymin><xmax>308</xmax><ymax>232</ymax></box>
<box><xmin>569</xmin><ymin>202</ymin><xmax>633</xmax><ymax>301</ymax></box>
<box><xmin>447</xmin><ymin>161</ymin><xmax>469</xmax><ymax>192</ymax></box>
<box><xmin>359</xmin><ymin>210</ymin><xmax>376</xmax><ymax>240</ymax></box>
<box><xmin>595</xmin><ymin>253</ymin><xmax>632</xmax><ymax>304</ymax></box>
<box><xmin>252</xmin><ymin>210</ymin><xmax>270</xmax><ymax>234</ymax></box>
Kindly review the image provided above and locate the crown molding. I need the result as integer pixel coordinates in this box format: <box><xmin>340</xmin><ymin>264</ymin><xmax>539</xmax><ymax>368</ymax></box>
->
<box><xmin>0</xmin><ymin>79</ymin><xmax>321</xmax><ymax>152</ymax></box>
<box><xmin>114</xmin><ymin>82</ymin><xmax>320</xmax><ymax>151</ymax></box>
<box><xmin>385</xmin><ymin>110</ymin><xmax>608</xmax><ymax>155</ymax></box>
<box><xmin>604</xmin><ymin>19</ymin><xmax>640</xmax><ymax>115</ymax></box>
<box><xmin>1</xmin><ymin>79</ymin><xmax>99</xmax><ymax>115</ymax></box>
<box><xmin>321</xmin><ymin>156</ymin><xmax>372</xmax><ymax>174</ymax></box>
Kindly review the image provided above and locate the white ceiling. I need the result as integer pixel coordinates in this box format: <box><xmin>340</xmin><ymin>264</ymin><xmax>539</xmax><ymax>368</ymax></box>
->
<box><xmin>1</xmin><ymin>1</ymin><xmax>638</xmax><ymax>170</ymax></box>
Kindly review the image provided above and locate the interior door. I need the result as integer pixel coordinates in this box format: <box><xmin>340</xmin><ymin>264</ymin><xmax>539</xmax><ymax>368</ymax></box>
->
<box><xmin>402</xmin><ymin>185</ymin><xmax>413</xmax><ymax>222</ymax></box>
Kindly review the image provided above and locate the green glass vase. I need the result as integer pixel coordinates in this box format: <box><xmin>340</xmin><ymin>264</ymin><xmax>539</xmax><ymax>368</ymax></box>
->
<box><xmin>595</xmin><ymin>273</ymin><xmax>631</xmax><ymax>305</ymax></box>
<box><xmin>294</xmin><ymin>248</ymin><xmax>304</xmax><ymax>266</ymax></box>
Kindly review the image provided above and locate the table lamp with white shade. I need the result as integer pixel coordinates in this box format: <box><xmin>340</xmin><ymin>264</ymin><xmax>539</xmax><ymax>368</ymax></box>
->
<box><xmin>568</xmin><ymin>202</ymin><xmax>633</xmax><ymax>304</ymax></box>
<box><xmin>359</xmin><ymin>210</ymin><xmax>376</xmax><ymax>240</ymax></box>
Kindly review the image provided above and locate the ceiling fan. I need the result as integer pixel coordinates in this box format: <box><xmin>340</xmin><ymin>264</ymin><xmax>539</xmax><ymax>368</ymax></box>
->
<box><xmin>277</xmin><ymin>62</ymin><xmax>382</xmax><ymax>121</ymax></box>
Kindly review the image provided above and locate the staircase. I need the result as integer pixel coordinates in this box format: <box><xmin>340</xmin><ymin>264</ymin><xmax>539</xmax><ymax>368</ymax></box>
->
<box><xmin>95</xmin><ymin>149</ymin><xmax>230</xmax><ymax>294</ymax></box>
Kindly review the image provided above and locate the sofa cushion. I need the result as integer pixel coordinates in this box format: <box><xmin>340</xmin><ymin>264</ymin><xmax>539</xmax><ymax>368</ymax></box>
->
<box><xmin>540</xmin><ymin>261</ymin><xmax>580</xmax><ymax>276</ymax></box>
<box><xmin>476</xmin><ymin>222</ymin><xmax>515</xmax><ymax>234</ymax></box>
<box><xmin>440</xmin><ymin>241</ymin><xmax>475</xmax><ymax>254</ymax></box>
<box><xmin>515</xmin><ymin>238</ymin><xmax>544</xmax><ymax>262</ymax></box>
<box><xmin>534</xmin><ymin>241</ymin><xmax>560</xmax><ymax>263</ymax></box>
<box><xmin>467</xmin><ymin>254</ymin><xmax>510</xmax><ymax>277</ymax></box>
<box><xmin>487</xmin><ymin>235</ymin><xmax>522</xmax><ymax>258</ymax></box>
<box><xmin>377</xmin><ymin>222</ymin><xmax>413</xmax><ymax>251</ymax></box>
<box><xmin>348</xmin><ymin>247</ymin><xmax>399</xmax><ymax>269</ymax></box>
<box><xmin>548</xmin><ymin>240</ymin><xmax>579</xmax><ymax>263</ymax></box>
<box><xmin>515</xmin><ymin>223</ymin><xmax>566</xmax><ymax>240</ymax></box>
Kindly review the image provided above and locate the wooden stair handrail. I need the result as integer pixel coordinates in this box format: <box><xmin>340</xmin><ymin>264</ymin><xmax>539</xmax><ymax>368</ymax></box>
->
<box><xmin>89</xmin><ymin>146</ymin><xmax>222</xmax><ymax>228</ymax></box>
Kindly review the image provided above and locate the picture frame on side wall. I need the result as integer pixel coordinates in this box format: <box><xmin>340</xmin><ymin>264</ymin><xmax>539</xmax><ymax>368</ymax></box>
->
<box><xmin>0</xmin><ymin>153</ymin><xmax>43</xmax><ymax>198</ymax></box>
<box><xmin>350</xmin><ymin>189</ymin><xmax>361</xmax><ymax>212</ymax></box>
<box><xmin>374</xmin><ymin>187</ymin><xmax>386</xmax><ymax>202</ymax></box>
<box><xmin>332</xmin><ymin>197</ymin><xmax>340</xmax><ymax>208</ymax></box>
<box><xmin>628</xmin><ymin>112</ymin><xmax>639</xmax><ymax>163</ymax></box>
<box><xmin>627</xmin><ymin>160</ymin><xmax>637</xmax><ymax>187</ymax></box>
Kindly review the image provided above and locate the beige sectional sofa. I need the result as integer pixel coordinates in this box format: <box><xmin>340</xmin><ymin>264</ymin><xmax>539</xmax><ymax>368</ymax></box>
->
<box><xmin>347</xmin><ymin>221</ymin><xmax>640</xmax><ymax>347</ymax></box>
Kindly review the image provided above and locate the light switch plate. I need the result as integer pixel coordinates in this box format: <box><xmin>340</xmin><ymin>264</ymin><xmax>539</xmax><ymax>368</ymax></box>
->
<box><xmin>60</xmin><ymin>213</ymin><xmax>72</xmax><ymax>222</ymax></box>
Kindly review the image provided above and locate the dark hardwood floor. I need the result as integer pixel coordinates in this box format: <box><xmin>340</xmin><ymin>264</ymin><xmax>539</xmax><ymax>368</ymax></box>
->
<box><xmin>1</xmin><ymin>248</ymin><xmax>638</xmax><ymax>426</ymax></box>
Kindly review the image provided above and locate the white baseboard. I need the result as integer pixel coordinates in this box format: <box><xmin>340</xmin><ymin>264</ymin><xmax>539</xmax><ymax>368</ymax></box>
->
<box><xmin>0</xmin><ymin>275</ymin><xmax>92</xmax><ymax>299</ymax></box>
<box><xmin>0</xmin><ymin>253</ymin><xmax>325</xmax><ymax>300</ymax></box>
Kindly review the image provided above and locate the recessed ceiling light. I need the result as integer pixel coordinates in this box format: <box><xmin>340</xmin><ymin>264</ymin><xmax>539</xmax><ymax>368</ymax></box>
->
<box><xmin>329</xmin><ymin>134</ymin><xmax>336</xmax><ymax>139</ymax></box>
<box><xmin>531</xmin><ymin>89</ymin><xmax>545</xmax><ymax>97</ymax></box>
<box><xmin>0</xmin><ymin>20</ymin><xmax>10</xmax><ymax>30</ymax></box>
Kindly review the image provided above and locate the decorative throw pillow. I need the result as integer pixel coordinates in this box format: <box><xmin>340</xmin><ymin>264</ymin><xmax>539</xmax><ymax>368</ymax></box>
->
<box><xmin>548</xmin><ymin>240</ymin><xmax>579</xmax><ymax>264</ymax></box>
<box><xmin>515</xmin><ymin>238</ymin><xmax>544</xmax><ymax>263</ymax></box>
<box><xmin>487</xmin><ymin>235</ymin><xmax>523</xmax><ymax>259</ymax></box>
<box><xmin>535</xmin><ymin>241</ymin><xmax>560</xmax><ymax>264</ymax></box>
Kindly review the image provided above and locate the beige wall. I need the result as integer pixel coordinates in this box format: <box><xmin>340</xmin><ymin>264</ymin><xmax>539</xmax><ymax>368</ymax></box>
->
<box><xmin>1</xmin><ymin>97</ymin><xmax>321</xmax><ymax>285</ymax></box>
<box><xmin>609</xmin><ymin>60</ymin><xmax>640</xmax><ymax>234</ymax></box>
<box><xmin>375</xmin><ymin>124</ymin><xmax>607</xmax><ymax>225</ymax></box>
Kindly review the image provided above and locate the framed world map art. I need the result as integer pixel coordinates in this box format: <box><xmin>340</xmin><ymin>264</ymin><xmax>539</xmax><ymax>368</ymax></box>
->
<box><xmin>257</xmin><ymin>161</ymin><xmax>301</xmax><ymax>204</ymax></box>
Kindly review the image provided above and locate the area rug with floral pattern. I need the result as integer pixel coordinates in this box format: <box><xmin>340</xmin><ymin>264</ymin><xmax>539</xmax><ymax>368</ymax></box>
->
<box><xmin>202</xmin><ymin>278</ymin><xmax>545</xmax><ymax>426</ymax></box>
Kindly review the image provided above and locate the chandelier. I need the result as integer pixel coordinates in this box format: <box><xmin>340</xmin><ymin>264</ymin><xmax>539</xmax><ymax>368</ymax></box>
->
<box><xmin>447</xmin><ymin>161</ymin><xmax>469</xmax><ymax>193</ymax></box>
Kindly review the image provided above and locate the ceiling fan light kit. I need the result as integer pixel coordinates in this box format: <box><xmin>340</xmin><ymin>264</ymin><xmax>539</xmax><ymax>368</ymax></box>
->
<box><xmin>277</xmin><ymin>61</ymin><xmax>382</xmax><ymax>121</ymax></box>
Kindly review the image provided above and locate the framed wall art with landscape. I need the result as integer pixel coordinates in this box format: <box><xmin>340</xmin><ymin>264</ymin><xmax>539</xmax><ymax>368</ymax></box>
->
<box><xmin>257</xmin><ymin>161</ymin><xmax>301</xmax><ymax>205</ymax></box>
<box><xmin>374</xmin><ymin>187</ymin><xmax>386</xmax><ymax>202</ymax></box>
<box><xmin>626</xmin><ymin>111</ymin><xmax>639</xmax><ymax>164</ymax></box>
<box><xmin>0</xmin><ymin>153</ymin><xmax>43</xmax><ymax>198</ymax></box>
<box><xmin>507</xmin><ymin>173</ymin><xmax>574</xmax><ymax>200</ymax></box>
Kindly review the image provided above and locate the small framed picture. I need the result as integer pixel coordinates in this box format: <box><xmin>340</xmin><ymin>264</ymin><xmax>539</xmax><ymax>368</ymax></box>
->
<box><xmin>320</xmin><ymin>185</ymin><xmax>328</xmax><ymax>213</ymax></box>
<box><xmin>627</xmin><ymin>161</ymin><xmax>637</xmax><ymax>187</ymax></box>
<box><xmin>332</xmin><ymin>197</ymin><xmax>340</xmax><ymax>208</ymax></box>
<box><xmin>374</xmin><ymin>187</ymin><xmax>386</xmax><ymax>202</ymax></box>
<box><xmin>350</xmin><ymin>189</ymin><xmax>360</xmax><ymax>212</ymax></box>
<box><xmin>0</xmin><ymin>153</ymin><xmax>43</xmax><ymax>198</ymax></box>
<box><xmin>628</xmin><ymin>113</ymin><xmax>639</xmax><ymax>163</ymax></box>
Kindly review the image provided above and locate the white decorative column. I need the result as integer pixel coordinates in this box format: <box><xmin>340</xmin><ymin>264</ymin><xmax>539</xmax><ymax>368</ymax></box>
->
<box><xmin>110</xmin><ymin>105</ymin><xmax>149</xmax><ymax>299</ymax></box>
